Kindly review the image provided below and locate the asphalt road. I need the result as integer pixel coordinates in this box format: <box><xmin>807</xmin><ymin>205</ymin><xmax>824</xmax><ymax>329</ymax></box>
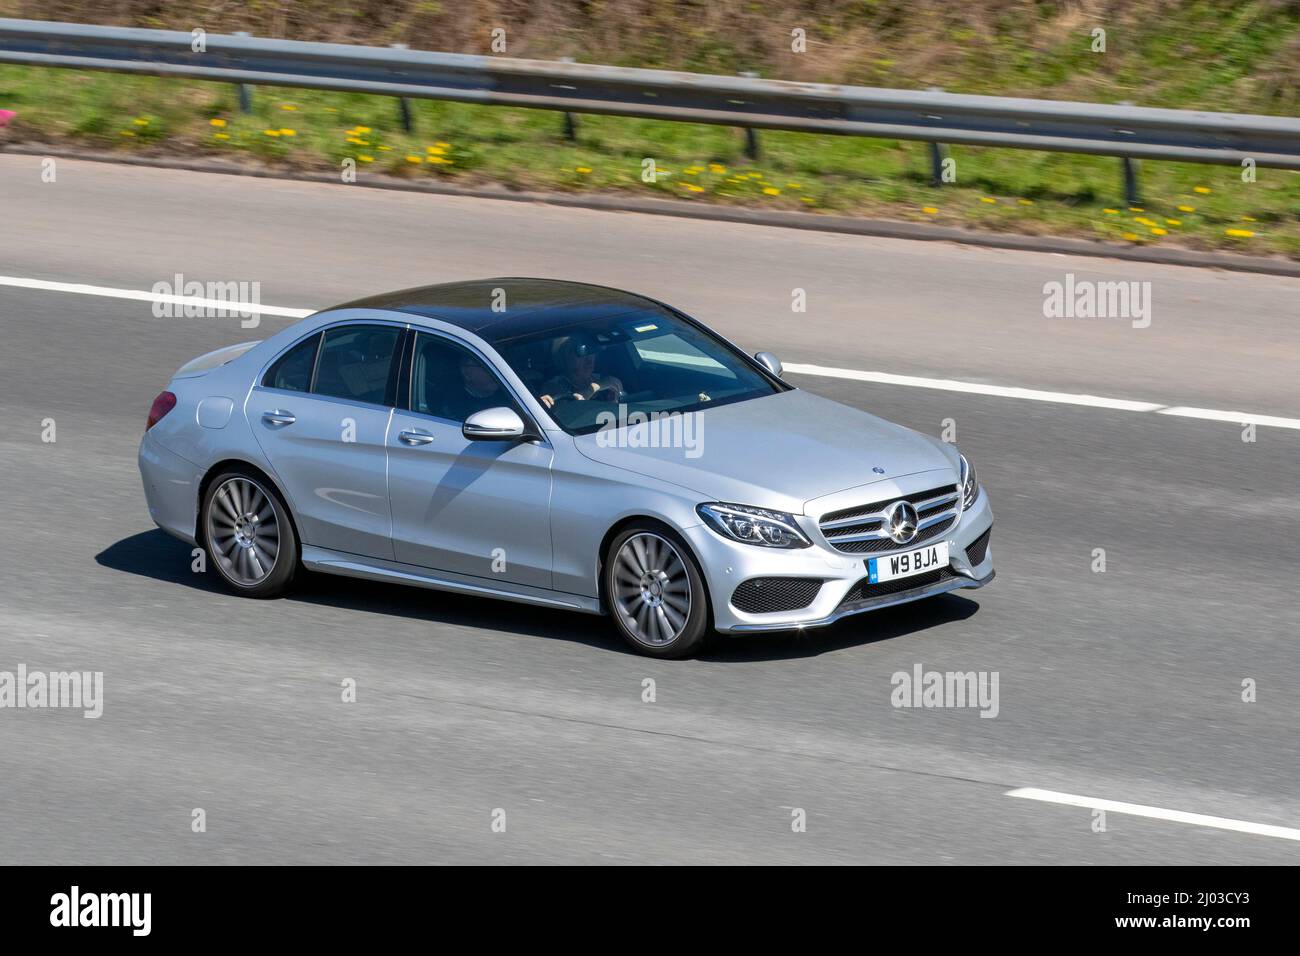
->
<box><xmin>1</xmin><ymin>155</ymin><xmax>1298</xmax><ymax>864</ymax></box>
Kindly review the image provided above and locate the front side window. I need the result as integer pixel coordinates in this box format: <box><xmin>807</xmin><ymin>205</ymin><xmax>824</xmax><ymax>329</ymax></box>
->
<box><xmin>410</xmin><ymin>332</ymin><xmax>519</xmax><ymax>423</ymax></box>
<box><xmin>263</xmin><ymin>332</ymin><xmax>320</xmax><ymax>392</ymax></box>
<box><xmin>311</xmin><ymin>325</ymin><xmax>402</xmax><ymax>405</ymax></box>
<box><xmin>491</xmin><ymin>306</ymin><xmax>782</xmax><ymax>435</ymax></box>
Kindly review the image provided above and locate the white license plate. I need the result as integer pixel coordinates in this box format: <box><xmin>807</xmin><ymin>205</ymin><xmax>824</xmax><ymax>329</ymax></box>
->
<box><xmin>867</xmin><ymin>541</ymin><xmax>949</xmax><ymax>584</ymax></box>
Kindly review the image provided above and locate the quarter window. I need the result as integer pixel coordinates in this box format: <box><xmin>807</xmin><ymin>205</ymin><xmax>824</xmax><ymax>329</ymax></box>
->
<box><xmin>311</xmin><ymin>325</ymin><xmax>402</xmax><ymax>405</ymax></box>
<box><xmin>262</xmin><ymin>333</ymin><xmax>320</xmax><ymax>392</ymax></box>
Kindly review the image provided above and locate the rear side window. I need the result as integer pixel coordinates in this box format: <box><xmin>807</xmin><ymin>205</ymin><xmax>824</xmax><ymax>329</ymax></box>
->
<box><xmin>263</xmin><ymin>333</ymin><xmax>320</xmax><ymax>392</ymax></box>
<box><xmin>312</xmin><ymin>325</ymin><xmax>402</xmax><ymax>405</ymax></box>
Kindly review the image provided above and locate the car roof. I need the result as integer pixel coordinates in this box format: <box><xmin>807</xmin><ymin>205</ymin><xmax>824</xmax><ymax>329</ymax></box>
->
<box><xmin>326</xmin><ymin>278</ymin><xmax>666</xmax><ymax>344</ymax></box>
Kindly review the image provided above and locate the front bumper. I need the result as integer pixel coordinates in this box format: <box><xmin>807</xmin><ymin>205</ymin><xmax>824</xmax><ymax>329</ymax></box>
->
<box><xmin>686</xmin><ymin>488</ymin><xmax>995</xmax><ymax>633</ymax></box>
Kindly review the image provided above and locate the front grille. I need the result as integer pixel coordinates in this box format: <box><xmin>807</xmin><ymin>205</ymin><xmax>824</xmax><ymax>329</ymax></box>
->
<box><xmin>731</xmin><ymin>577</ymin><xmax>824</xmax><ymax>614</ymax></box>
<box><xmin>966</xmin><ymin>526</ymin><xmax>992</xmax><ymax>566</ymax></box>
<box><xmin>819</xmin><ymin>483</ymin><xmax>960</xmax><ymax>555</ymax></box>
<box><xmin>837</xmin><ymin>567</ymin><xmax>956</xmax><ymax>607</ymax></box>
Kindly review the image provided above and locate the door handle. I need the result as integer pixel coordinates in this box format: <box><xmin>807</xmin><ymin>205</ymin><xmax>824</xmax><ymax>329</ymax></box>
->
<box><xmin>399</xmin><ymin>429</ymin><xmax>435</xmax><ymax>446</ymax></box>
<box><xmin>262</xmin><ymin>409</ymin><xmax>296</xmax><ymax>426</ymax></box>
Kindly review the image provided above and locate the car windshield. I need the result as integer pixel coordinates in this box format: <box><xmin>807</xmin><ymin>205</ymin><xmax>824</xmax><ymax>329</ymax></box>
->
<box><xmin>491</xmin><ymin>306</ymin><xmax>785</xmax><ymax>435</ymax></box>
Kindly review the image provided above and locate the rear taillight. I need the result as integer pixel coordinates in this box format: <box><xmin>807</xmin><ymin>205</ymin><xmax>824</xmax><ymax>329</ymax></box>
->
<box><xmin>146</xmin><ymin>391</ymin><xmax>177</xmax><ymax>432</ymax></box>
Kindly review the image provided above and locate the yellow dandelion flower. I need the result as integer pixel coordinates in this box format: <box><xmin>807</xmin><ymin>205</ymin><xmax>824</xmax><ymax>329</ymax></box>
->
<box><xmin>279</xmin><ymin>128</ymin><xmax>296</xmax><ymax>137</ymax></box>
<box><xmin>1178</xmin><ymin>205</ymin><xmax>1195</xmax><ymax>213</ymax></box>
<box><xmin>708</xmin><ymin>163</ymin><xmax>726</xmax><ymax>173</ymax></box>
<box><xmin>575</xmin><ymin>166</ymin><xmax>592</xmax><ymax>174</ymax></box>
<box><xmin>427</xmin><ymin>156</ymin><xmax>452</xmax><ymax>164</ymax></box>
<box><xmin>684</xmin><ymin>184</ymin><xmax>705</xmax><ymax>193</ymax></box>
<box><xmin>358</xmin><ymin>155</ymin><xmax>373</xmax><ymax>163</ymax></box>
<box><xmin>1151</xmin><ymin>227</ymin><xmax>1167</xmax><ymax>236</ymax></box>
<box><xmin>209</xmin><ymin>118</ymin><xmax>227</xmax><ymax>128</ymax></box>
<box><xmin>263</xmin><ymin>129</ymin><xmax>281</xmax><ymax>137</ymax></box>
<box><xmin>426</xmin><ymin>145</ymin><xmax>446</xmax><ymax>155</ymax></box>
<box><xmin>133</xmin><ymin>118</ymin><xmax>149</xmax><ymax>126</ymax></box>
<box><xmin>1103</xmin><ymin>208</ymin><xmax>1119</xmax><ymax>215</ymax></box>
<box><xmin>213</xmin><ymin>132</ymin><xmax>229</xmax><ymax>140</ymax></box>
<box><xmin>1122</xmin><ymin>233</ymin><xmax>1139</xmax><ymax>241</ymax></box>
<box><xmin>406</xmin><ymin>155</ymin><xmax>423</xmax><ymax>164</ymax></box>
<box><xmin>1225</xmin><ymin>228</ymin><xmax>1254</xmax><ymax>237</ymax></box>
<box><xmin>354</xmin><ymin>126</ymin><xmax>372</xmax><ymax>134</ymax></box>
<box><xmin>747</xmin><ymin>172</ymin><xmax>763</xmax><ymax>179</ymax></box>
<box><xmin>1017</xmin><ymin>198</ymin><xmax>1033</xmax><ymax>205</ymax></box>
<box><xmin>1134</xmin><ymin>217</ymin><xmax>1154</xmax><ymax>226</ymax></box>
<box><xmin>1193</xmin><ymin>186</ymin><xmax>1211</xmax><ymax>194</ymax></box>
<box><xmin>800</xmin><ymin>196</ymin><xmax>815</xmax><ymax>204</ymax></box>
<box><xmin>280</xmin><ymin>104</ymin><xmax>297</xmax><ymax>111</ymax></box>
<box><xmin>378</xmin><ymin>145</ymin><xmax>392</xmax><ymax>151</ymax></box>
<box><xmin>1165</xmin><ymin>218</ymin><xmax>1182</xmax><ymax>226</ymax></box>
<box><xmin>120</xmin><ymin>130</ymin><xmax>135</xmax><ymax>137</ymax></box>
<box><xmin>922</xmin><ymin>206</ymin><xmax>938</xmax><ymax>214</ymax></box>
<box><xmin>435</xmin><ymin>141</ymin><xmax>450</xmax><ymax>149</ymax></box>
<box><xmin>763</xmin><ymin>187</ymin><xmax>781</xmax><ymax>195</ymax></box>
<box><xmin>1242</xmin><ymin>215</ymin><xmax>1257</xmax><ymax>222</ymax></box>
<box><xmin>980</xmin><ymin>197</ymin><xmax>997</xmax><ymax>204</ymax></box>
<box><xmin>1129</xmin><ymin>207</ymin><xmax>1144</xmax><ymax>212</ymax></box>
<box><xmin>786</xmin><ymin>182</ymin><xmax>802</xmax><ymax>189</ymax></box>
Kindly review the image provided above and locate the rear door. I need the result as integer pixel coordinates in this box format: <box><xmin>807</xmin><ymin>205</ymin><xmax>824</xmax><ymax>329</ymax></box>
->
<box><xmin>250</xmin><ymin>322</ymin><xmax>405</xmax><ymax>559</ymax></box>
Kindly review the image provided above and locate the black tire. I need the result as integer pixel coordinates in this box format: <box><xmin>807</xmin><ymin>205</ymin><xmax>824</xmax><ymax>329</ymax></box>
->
<box><xmin>603</xmin><ymin>523</ymin><xmax>710</xmax><ymax>658</ymax></box>
<box><xmin>200</xmin><ymin>468</ymin><xmax>298</xmax><ymax>598</ymax></box>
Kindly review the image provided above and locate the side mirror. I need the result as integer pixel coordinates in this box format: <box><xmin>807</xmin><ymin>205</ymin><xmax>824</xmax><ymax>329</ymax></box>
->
<box><xmin>463</xmin><ymin>407</ymin><xmax>527</xmax><ymax>441</ymax></box>
<box><xmin>754</xmin><ymin>351</ymin><xmax>783</xmax><ymax>378</ymax></box>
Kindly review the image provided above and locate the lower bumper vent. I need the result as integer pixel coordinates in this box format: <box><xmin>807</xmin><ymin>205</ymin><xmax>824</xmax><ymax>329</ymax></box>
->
<box><xmin>731</xmin><ymin>577</ymin><xmax>824</xmax><ymax>614</ymax></box>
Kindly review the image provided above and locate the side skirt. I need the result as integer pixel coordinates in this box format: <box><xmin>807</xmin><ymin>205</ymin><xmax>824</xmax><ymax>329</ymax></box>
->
<box><xmin>300</xmin><ymin>546</ymin><xmax>603</xmax><ymax>614</ymax></box>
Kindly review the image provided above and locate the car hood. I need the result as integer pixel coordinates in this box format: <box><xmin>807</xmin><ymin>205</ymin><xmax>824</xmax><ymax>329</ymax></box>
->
<box><xmin>571</xmin><ymin>388</ymin><xmax>957</xmax><ymax>513</ymax></box>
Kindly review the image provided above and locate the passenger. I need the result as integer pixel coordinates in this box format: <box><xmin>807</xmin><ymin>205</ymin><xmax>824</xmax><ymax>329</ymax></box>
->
<box><xmin>441</xmin><ymin>352</ymin><xmax>508</xmax><ymax>421</ymax></box>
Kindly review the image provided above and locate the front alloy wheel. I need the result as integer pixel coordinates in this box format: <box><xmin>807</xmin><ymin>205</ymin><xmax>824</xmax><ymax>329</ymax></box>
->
<box><xmin>605</xmin><ymin>527</ymin><xmax>709</xmax><ymax>657</ymax></box>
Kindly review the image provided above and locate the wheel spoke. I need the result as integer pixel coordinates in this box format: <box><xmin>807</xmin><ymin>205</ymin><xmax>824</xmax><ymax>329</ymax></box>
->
<box><xmin>654</xmin><ymin>606</ymin><xmax>673</xmax><ymax>643</ymax></box>
<box><xmin>662</xmin><ymin>592</ymin><xmax>689</xmax><ymax>616</ymax></box>
<box><xmin>628</xmin><ymin>536</ymin><xmax>649</xmax><ymax>575</ymax></box>
<box><xmin>661</xmin><ymin>601</ymin><xmax>686</xmax><ymax>632</ymax></box>
<box><xmin>216</xmin><ymin>488</ymin><xmax>239</xmax><ymax>523</ymax></box>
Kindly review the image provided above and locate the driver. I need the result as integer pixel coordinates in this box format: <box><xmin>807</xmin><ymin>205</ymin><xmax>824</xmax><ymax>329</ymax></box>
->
<box><xmin>539</xmin><ymin>333</ymin><xmax>623</xmax><ymax>409</ymax></box>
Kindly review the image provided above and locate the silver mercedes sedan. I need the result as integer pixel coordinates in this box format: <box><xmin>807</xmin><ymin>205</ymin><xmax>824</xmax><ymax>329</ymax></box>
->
<box><xmin>139</xmin><ymin>278</ymin><xmax>994</xmax><ymax>657</ymax></box>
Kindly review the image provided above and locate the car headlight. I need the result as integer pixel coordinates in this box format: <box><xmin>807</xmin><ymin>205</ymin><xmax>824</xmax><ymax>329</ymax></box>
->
<box><xmin>697</xmin><ymin>503</ymin><xmax>811</xmax><ymax>549</ymax></box>
<box><xmin>959</xmin><ymin>454</ymin><xmax>980</xmax><ymax>510</ymax></box>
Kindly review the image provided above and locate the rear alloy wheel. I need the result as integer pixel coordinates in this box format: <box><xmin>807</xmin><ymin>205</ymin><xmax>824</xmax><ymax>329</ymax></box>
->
<box><xmin>202</xmin><ymin>471</ymin><xmax>297</xmax><ymax>597</ymax></box>
<box><xmin>605</xmin><ymin>527</ymin><xmax>709</xmax><ymax>658</ymax></box>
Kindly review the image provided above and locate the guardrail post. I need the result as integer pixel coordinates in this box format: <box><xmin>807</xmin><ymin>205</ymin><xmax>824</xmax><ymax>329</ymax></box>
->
<box><xmin>391</xmin><ymin>44</ymin><xmax>415</xmax><ymax>133</ymax></box>
<box><xmin>1122</xmin><ymin>157</ymin><xmax>1141</xmax><ymax>207</ymax></box>
<box><xmin>560</xmin><ymin>58</ymin><xmax>578</xmax><ymax>141</ymax></box>
<box><xmin>929</xmin><ymin>142</ymin><xmax>948</xmax><ymax>186</ymax></box>
<box><xmin>234</xmin><ymin>32</ymin><xmax>253</xmax><ymax>113</ymax></box>
<box><xmin>740</xmin><ymin>71</ymin><xmax>760</xmax><ymax>159</ymax></box>
<box><xmin>926</xmin><ymin>88</ymin><xmax>948</xmax><ymax>186</ymax></box>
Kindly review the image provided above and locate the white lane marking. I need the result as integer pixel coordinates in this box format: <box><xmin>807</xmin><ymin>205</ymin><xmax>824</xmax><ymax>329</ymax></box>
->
<box><xmin>1007</xmin><ymin>787</ymin><xmax>1300</xmax><ymax>842</ymax></box>
<box><xmin>0</xmin><ymin>276</ymin><xmax>312</xmax><ymax>318</ymax></box>
<box><xmin>783</xmin><ymin>363</ymin><xmax>1164</xmax><ymax>412</ymax></box>
<box><xmin>784</xmin><ymin>362</ymin><xmax>1300</xmax><ymax>430</ymax></box>
<box><xmin>1157</xmin><ymin>405</ymin><xmax>1300</xmax><ymax>429</ymax></box>
<box><xmin>4</xmin><ymin>275</ymin><xmax>1298</xmax><ymax>431</ymax></box>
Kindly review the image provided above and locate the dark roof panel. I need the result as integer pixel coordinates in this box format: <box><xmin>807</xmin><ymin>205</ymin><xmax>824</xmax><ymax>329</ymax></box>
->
<box><xmin>326</xmin><ymin>278</ymin><xmax>664</xmax><ymax>341</ymax></box>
